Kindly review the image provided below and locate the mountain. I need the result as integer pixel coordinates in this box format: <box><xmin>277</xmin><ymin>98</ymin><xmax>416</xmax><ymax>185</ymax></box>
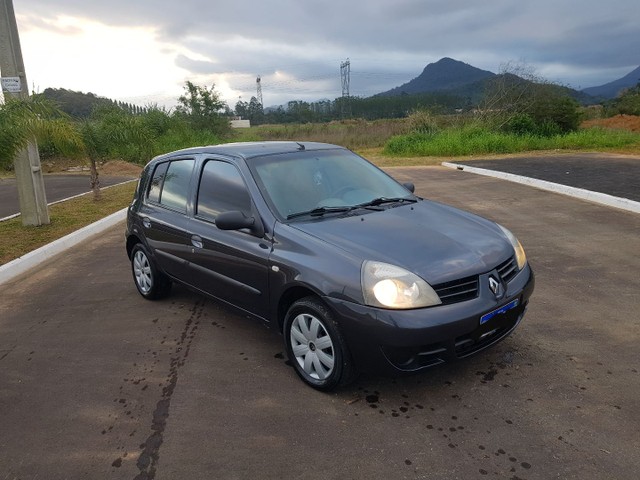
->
<box><xmin>377</xmin><ymin>57</ymin><xmax>495</xmax><ymax>97</ymax></box>
<box><xmin>375</xmin><ymin>57</ymin><xmax>596</xmax><ymax>105</ymax></box>
<box><xmin>582</xmin><ymin>66</ymin><xmax>640</xmax><ymax>99</ymax></box>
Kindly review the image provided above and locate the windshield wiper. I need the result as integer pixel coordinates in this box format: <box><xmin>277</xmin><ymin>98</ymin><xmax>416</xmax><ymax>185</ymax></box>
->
<box><xmin>286</xmin><ymin>206</ymin><xmax>355</xmax><ymax>220</ymax></box>
<box><xmin>357</xmin><ymin>197</ymin><xmax>418</xmax><ymax>208</ymax></box>
<box><xmin>286</xmin><ymin>197</ymin><xmax>417</xmax><ymax>220</ymax></box>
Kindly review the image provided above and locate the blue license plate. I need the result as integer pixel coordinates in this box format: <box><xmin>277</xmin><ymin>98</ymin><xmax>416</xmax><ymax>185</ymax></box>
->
<box><xmin>480</xmin><ymin>299</ymin><xmax>519</xmax><ymax>325</ymax></box>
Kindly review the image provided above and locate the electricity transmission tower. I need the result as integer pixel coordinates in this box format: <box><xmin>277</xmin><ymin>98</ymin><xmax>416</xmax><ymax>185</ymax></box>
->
<box><xmin>256</xmin><ymin>76</ymin><xmax>263</xmax><ymax>110</ymax></box>
<box><xmin>340</xmin><ymin>58</ymin><xmax>351</xmax><ymax>118</ymax></box>
<box><xmin>0</xmin><ymin>0</ymin><xmax>49</xmax><ymax>225</ymax></box>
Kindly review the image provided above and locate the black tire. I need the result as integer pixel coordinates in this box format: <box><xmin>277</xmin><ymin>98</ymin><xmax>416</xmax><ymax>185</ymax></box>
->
<box><xmin>284</xmin><ymin>296</ymin><xmax>356</xmax><ymax>391</ymax></box>
<box><xmin>130</xmin><ymin>243</ymin><xmax>172</xmax><ymax>300</ymax></box>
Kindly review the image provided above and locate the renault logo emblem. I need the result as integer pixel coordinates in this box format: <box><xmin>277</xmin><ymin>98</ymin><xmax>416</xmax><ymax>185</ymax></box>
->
<box><xmin>489</xmin><ymin>276</ymin><xmax>500</xmax><ymax>297</ymax></box>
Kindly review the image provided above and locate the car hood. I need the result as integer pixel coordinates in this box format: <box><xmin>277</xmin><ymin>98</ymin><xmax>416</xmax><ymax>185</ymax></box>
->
<box><xmin>290</xmin><ymin>200</ymin><xmax>512</xmax><ymax>285</ymax></box>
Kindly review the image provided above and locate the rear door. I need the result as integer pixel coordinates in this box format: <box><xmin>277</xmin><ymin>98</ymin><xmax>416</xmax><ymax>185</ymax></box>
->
<box><xmin>138</xmin><ymin>157</ymin><xmax>195</xmax><ymax>279</ymax></box>
<box><xmin>185</xmin><ymin>158</ymin><xmax>271</xmax><ymax>318</ymax></box>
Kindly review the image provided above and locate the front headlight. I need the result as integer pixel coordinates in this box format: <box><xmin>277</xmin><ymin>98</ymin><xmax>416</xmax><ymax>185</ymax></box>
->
<box><xmin>361</xmin><ymin>261</ymin><xmax>442</xmax><ymax>309</ymax></box>
<box><xmin>498</xmin><ymin>225</ymin><xmax>527</xmax><ymax>270</ymax></box>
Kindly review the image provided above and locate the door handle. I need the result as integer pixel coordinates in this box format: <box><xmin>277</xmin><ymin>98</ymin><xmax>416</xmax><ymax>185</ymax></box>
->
<box><xmin>191</xmin><ymin>235</ymin><xmax>203</xmax><ymax>249</ymax></box>
<box><xmin>142</xmin><ymin>217</ymin><xmax>151</xmax><ymax>229</ymax></box>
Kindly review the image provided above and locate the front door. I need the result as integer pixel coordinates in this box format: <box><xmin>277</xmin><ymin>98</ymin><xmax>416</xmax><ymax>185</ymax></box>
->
<box><xmin>185</xmin><ymin>159</ymin><xmax>270</xmax><ymax>318</ymax></box>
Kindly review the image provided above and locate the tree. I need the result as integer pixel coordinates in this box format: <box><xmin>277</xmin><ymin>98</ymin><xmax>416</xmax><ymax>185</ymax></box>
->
<box><xmin>480</xmin><ymin>62</ymin><xmax>581</xmax><ymax>135</ymax></box>
<box><xmin>175</xmin><ymin>81</ymin><xmax>230</xmax><ymax>134</ymax></box>
<box><xmin>0</xmin><ymin>95</ymin><xmax>83</xmax><ymax>171</ymax></box>
<box><xmin>247</xmin><ymin>96</ymin><xmax>264</xmax><ymax>125</ymax></box>
<box><xmin>235</xmin><ymin>99</ymin><xmax>249</xmax><ymax>118</ymax></box>
<box><xmin>608</xmin><ymin>83</ymin><xmax>640</xmax><ymax>116</ymax></box>
<box><xmin>81</xmin><ymin>105</ymin><xmax>156</xmax><ymax>197</ymax></box>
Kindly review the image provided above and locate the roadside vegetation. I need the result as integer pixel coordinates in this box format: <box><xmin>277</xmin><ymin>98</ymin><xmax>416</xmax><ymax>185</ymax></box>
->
<box><xmin>0</xmin><ymin>181</ymin><xmax>136</xmax><ymax>265</ymax></box>
<box><xmin>383</xmin><ymin>121</ymin><xmax>640</xmax><ymax>157</ymax></box>
<box><xmin>3</xmin><ymin>73</ymin><xmax>640</xmax><ymax>175</ymax></box>
<box><xmin>1</xmin><ymin>72</ymin><xmax>639</xmax><ymax>265</ymax></box>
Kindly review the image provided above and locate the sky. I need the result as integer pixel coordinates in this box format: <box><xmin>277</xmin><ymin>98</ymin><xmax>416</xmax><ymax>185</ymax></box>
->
<box><xmin>6</xmin><ymin>0</ymin><xmax>640</xmax><ymax>110</ymax></box>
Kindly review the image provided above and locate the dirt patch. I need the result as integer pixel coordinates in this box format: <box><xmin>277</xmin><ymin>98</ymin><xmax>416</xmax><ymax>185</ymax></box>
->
<box><xmin>581</xmin><ymin>114</ymin><xmax>640</xmax><ymax>132</ymax></box>
<box><xmin>41</xmin><ymin>157</ymin><xmax>88</xmax><ymax>174</ymax></box>
<box><xmin>100</xmin><ymin>160</ymin><xmax>142</xmax><ymax>176</ymax></box>
<box><xmin>38</xmin><ymin>158</ymin><xmax>142</xmax><ymax>176</ymax></box>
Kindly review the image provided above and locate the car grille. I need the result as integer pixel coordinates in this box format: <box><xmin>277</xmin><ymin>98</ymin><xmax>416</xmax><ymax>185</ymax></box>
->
<box><xmin>433</xmin><ymin>275</ymin><xmax>479</xmax><ymax>305</ymax></box>
<box><xmin>433</xmin><ymin>256</ymin><xmax>518</xmax><ymax>306</ymax></box>
<box><xmin>496</xmin><ymin>256</ymin><xmax>518</xmax><ymax>283</ymax></box>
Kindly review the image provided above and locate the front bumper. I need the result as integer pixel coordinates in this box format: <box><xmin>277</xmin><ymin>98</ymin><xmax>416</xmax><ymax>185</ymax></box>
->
<box><xmin>324</xmin><ymin>263</ymin><xmax>535</xmax><ymax>375</ymax></box>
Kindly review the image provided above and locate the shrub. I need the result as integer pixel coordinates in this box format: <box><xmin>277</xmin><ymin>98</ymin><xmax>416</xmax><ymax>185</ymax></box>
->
<box><xmin>406</xmin><ymin>110</ymin><xmax>439</xmax><ymax>135</ymax></box>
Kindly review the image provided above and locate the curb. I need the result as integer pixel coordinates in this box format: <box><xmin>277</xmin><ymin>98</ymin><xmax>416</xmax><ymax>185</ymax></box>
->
<box><xmin>441</xmin><ymin>162</ymin><xmax>640</xmax><ymax>215</ymax></box>
<box><xmin>0</xmin><ymin>208</ymin><xmax>127</xmax><ymax>286</ymax></box>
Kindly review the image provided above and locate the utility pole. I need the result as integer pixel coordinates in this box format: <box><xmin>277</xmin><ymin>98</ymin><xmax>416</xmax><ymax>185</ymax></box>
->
<box><xmin>340</xmin><ymin>58</ymin><xmax>351</xmax><ymax>118</ymax></box>
<box><xmin>0</xmin><ymin>0</ymin><xmax>49</xmax><ymax>225</ymax></box>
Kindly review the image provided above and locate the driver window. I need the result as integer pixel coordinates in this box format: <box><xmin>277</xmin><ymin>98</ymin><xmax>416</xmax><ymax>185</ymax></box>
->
<box><xmin>196</xmin><ymin>160</ymin><xmax>251</xmax><ymax>222</ymax></box>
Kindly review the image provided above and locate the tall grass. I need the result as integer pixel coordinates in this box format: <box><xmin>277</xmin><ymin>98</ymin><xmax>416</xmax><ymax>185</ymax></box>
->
<box><xmin>232</xmin><ymin>118</ymin><xmax>410</xmax><ymax>150</ymax></box>
<box><xmin>152</xmin><ymin>128</ymin><xmax>221</xmax><ymax>156</ymax></box>
<box><xmin>384</xmin><ymin>125</ymin><xmax>640</xmax><ymax>157</ymax></box>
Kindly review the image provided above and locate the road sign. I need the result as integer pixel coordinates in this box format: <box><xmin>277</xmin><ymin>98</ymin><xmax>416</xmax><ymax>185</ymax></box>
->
<box><xmin>1</xmin><ymin>76</ymin><xmax>21</xmax><ymax>92</ymax></box>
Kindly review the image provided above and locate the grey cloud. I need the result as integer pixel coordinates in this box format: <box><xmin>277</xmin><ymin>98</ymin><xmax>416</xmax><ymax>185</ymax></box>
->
<box><xmin>16</xmin><ymin>0</ymin><xmax>640</xmax><ymax>102</ymax></box>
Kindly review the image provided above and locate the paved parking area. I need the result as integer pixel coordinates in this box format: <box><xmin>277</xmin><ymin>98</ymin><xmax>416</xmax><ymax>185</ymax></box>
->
<box><xmin>1</xmin><ymin>165</ymin><xmax>639</xmax><ymax>479</ymax></box>
<box><xmin>452</xmin><ymin>153</ymin><xmax>640</xmax><ymax>201</ymax></box>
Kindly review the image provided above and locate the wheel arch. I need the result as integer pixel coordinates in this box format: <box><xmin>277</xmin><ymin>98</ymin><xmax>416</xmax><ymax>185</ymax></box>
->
<box><xmin>277</xmin><ymin>285</ymin><xmax>327</xmax><ymax>333</ymax></box>
<box><xmin>126</xmin><ymin>234</ymin><xmax>142</xmax><ymax>259</ymax></box>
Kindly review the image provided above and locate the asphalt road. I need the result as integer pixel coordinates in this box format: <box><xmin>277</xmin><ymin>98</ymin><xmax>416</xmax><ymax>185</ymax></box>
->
<box><xmin>454</xmin><ymin>153</ymin><xmax>640</xmax><ymax>202</ymax></box>
<box><xmin>1</xmin><ymin>164</ymin><xmax>639</xmax><ymax>479</ymax></box>
<box><xmin>0</xmin><ymin>174</ymin><xmax>137</xmax><ymax>218</ymax></box>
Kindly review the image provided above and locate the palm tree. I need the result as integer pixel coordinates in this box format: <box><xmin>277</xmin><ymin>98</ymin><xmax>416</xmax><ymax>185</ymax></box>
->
<box><xmin>0</xmin><ymin>95</ymin><xmax>83</xmax><ymax>170</ymax></box>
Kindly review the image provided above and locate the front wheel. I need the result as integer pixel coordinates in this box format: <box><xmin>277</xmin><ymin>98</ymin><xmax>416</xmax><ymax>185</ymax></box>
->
<box><xmin>131</xmin><ymin>243</ymin><xmax>172</xmax><ymax>300</ymax></box>
<box><xmin>284</xmin><ymin>297</ymin><xmax>355</xmax><ymax>390</ymax></box>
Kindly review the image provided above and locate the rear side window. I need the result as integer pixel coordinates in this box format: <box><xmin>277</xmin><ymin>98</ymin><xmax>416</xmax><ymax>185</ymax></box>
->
<box><xmin>148</xmin><ymin>162</ymin><xmax>168</xmax><ymax>203</ymax></box>
<box><xmin>147</xmin><ymin>159</ymin><xmax>194</xmax><ymax>212</ymax></box>
<box><xmin>197</xmin><ymin>160</ymin><xmax>251</xmax><ymax>221</ymax></box>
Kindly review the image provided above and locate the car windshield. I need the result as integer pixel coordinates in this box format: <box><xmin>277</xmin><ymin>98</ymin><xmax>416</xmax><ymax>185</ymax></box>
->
<box><xmin>249</xmin><ymin>148</ymin><xmax>414</xmax><ymax>220</ymax></box>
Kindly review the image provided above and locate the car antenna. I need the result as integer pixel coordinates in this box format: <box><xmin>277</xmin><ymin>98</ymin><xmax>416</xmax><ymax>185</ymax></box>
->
<box><xmin>296</xmin><ymin>142</ymin><xmax>305</xmax><ymax>151</ymax></box>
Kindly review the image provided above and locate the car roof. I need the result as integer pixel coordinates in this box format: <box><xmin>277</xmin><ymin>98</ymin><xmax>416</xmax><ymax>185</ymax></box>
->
<box><xmin>152</xmin><ymin>141</ymin><xmax>344</xmax><ymax>162</ymax></box>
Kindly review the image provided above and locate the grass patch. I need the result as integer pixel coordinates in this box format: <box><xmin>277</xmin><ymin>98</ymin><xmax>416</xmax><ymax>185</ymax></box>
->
<box><xmin>0</xmin><ymin>182</ymin><xmax>136</xmax><ymax>265</ymax></box>
<box><xmin>384</xmin><ymin>126</ymin><xmax>640</xmax><ymax>157</ymax></box>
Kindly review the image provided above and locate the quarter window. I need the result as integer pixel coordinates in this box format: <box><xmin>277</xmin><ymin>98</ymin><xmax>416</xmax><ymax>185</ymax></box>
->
<box><xmin>147</xmin><ymin>162</ymin><xmax>168</xmax><ymax>204</ymax></box>
<box><xmin>156</xmin><ymin>160</ymin><xmax>194</xmax><ymax>212</ymax></box>
<box><xmin>197</xmin><ymin>160</ymin><xmax>251</xmax><ymax>221</ymax></box>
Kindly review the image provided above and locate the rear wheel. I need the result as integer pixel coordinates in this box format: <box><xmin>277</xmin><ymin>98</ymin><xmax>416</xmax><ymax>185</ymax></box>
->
<box><xmin>284</xmin><ymin>297</ymin><xmax>355</xmax><ymax>390</ymax></box>
<box><xmin>131</xmin><ymin>244</ymin><xmax>171</xmax><ymax>300</ymax></box>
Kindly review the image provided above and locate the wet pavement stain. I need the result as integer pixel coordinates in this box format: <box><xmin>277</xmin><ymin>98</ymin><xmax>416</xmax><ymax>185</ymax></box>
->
<box><xmin>345</xmin><ymin>356</ymin><xmax>536</xmax><ymax>478</ymax></box>
<box><xmin>130</xmin><ymin>298</ymin><xmax>205</xmax><ymax>480</ymax></box>
<box><xmin>274</xmin><ymin>351</ymin><xmax>293</xmax><ymax>366</ymax></box>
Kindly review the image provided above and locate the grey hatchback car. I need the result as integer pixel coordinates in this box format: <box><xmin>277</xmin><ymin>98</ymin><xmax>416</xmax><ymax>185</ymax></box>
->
<box><xmin>126</xmin><ymin>142</ymin><xmax>534</xmax><ymax>390</ymax></box>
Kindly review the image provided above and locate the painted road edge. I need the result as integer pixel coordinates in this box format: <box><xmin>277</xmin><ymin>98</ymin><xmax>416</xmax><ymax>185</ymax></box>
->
<box><xmin>0</xmin><ymin>179</ymin><xmax>137</xmax><ymax>223</ymax></box>
<box><xmin>0</xmin><ymin>208</ymin><xmax>127</xmax><ymax>286</ymax></box>
<box><xmin>442</xmin><ymin>162</ymin><xmax>640</xmax><ymax>215</ymax></box>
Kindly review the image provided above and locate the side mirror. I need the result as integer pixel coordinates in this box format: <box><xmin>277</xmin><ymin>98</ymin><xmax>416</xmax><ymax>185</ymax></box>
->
<box><xmin>403</xmin><ymin>182</ymin><xmax>415</xmax><ymax>193</ymax></box>
<box><xmin>216</xmin><ymin>211</ymin><xmax>264</xmax><ymax>236</ymax></box>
